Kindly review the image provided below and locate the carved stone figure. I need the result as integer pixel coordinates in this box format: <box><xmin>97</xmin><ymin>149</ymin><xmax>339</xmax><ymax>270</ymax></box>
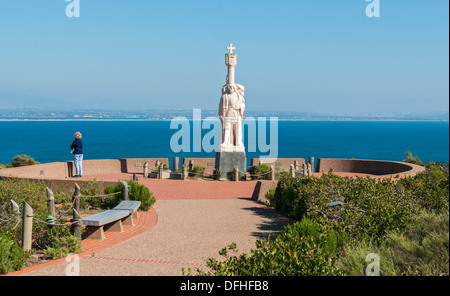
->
<box><xmin>218</xmin><ymin>44</ymin><xmax>246</xmax><ymax>152</ymax></box>
<box><xmin>215</xmin><ymin>44</ymin><xmax>247</xmax><ymax>180</ymax></box>
<box><xmin>219</xmin><ymin>83</ymin><xmax>245</xmax><ymax>150</ymax></box>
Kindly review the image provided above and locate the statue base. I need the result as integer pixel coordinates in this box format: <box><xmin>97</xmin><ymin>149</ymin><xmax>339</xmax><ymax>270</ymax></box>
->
<box><xmin>215</xmin><ymin>150</ymin><xmax>246</xmax><ymax>181</ymax></box>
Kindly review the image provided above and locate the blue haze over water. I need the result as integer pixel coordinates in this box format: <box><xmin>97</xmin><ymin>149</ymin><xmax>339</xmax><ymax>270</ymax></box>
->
<box><xmin>0</xmin><ymin>121</ymin><xmax>448</xmax><ymax>168</ymax></box>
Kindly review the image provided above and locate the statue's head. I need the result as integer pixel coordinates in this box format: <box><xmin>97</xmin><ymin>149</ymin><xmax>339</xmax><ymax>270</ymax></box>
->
<box><xmin>226</xmin><ymin>84</ymin><xmax>237</xmax><ymax>93</ymax></box>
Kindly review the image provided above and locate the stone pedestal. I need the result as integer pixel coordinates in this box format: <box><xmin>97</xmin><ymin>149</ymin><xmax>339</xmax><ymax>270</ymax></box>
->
<box><xmin>149</xmin><ymin>169</ymin><xmax>172</xmax><ymax>179</ymax></box>
<box><xmin>169</xmin><ymin>171</ymin><xmax>183</xmax><ymax>180</ymax></box>
<box><xmin>215</xmin><ymin>151</ymin><xmax>246</xmax><ymax>181</ymax></box>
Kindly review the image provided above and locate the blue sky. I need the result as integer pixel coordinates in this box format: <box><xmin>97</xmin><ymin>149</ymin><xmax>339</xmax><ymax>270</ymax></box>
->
<box><xmin>0</xmin><ymin>0</ymin><xmax>448</xmax><ymax>115</ymax></box>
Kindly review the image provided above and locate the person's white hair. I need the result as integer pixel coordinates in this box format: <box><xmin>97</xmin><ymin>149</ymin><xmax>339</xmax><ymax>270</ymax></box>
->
<box><xmin>74</xmin><ymin>132</ymin><xmax>82</xmax><ymax>139</ymax></box>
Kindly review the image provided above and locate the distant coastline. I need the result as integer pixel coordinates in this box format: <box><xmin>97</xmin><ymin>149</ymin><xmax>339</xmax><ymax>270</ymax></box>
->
<box><xmin>0</xmin><ymin>109</ymin><xmax>448</xmax><ymax>122</ymax></box>
<box><xmin>0</xmin><ymin>119</ymin><xmax>449</xmax><ymax>122</ymax></box>
<box><xmin>0</xmin><ymin>118</ymin><xmax>448</xmax><ymax>122</ymax></box>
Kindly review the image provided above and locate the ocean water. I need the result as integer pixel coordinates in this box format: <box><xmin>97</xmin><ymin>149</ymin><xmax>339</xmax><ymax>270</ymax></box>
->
<box><xmin>0</xmin><ymin>120</ymin><xmax>448</xmax><ymax>168</ymax></box>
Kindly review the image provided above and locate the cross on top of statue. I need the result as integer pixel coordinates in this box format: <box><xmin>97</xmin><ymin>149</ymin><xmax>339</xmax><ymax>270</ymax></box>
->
<box><xmin>227</xmin><ymin>43</ymin><xmax>236</xmax><ymax>54</ymax></box>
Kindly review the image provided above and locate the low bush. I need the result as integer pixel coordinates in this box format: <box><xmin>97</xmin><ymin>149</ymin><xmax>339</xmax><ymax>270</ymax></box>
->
<box><xmin>213</xmin><ymin>168</ymin><xmax>221</xmax><ymax>180</ymax></box>
<box><xmin>79</xmin><ymin>180</ymin><xmax>105</xmax><ymax>209</ymax></box>
<box><xmin>226</xmin><ymin>169</ymin><xmax>242</xmax><ymax>181</ymax></box>
<box><xmin>0</xmin><ymin>233</ymin><xmax>28</xmax><ymax>274</ymax></box>
<box><xmin>274</xmin><ymin>166</ymin><xmax>289</xmax><ymax>180</ymax></box>
<box><xmin>190</xmin><ymin>161</ymin><xmax>449</xmax><ymax>276</ymax></box>
<box><xmin>187</xmin><ymin>219</ymin><xmax>345</xmax><ymax>276</ymax></box>
<box><xmin>0</xmin><ymin>178</ymin><xmax>106</xmax><ymax>273</ymax></box>
<box><xmin>0</xmin><ymin>154</ymin><xmax>39</xmax><ymax>168</ymax></box>
<box><xmin>105</xmin><ymin>180</ymin><xmax>156</xmax><ymax>211</ymax></box>
<box><xmin>271</xmin><ymin>163</ymin><xmax>449</xmax><ymax>242</ymax></box>
<box><xmin>44</xmin><ymin>234</ymin><xmax>81</xmax><ymax>260</ymax></box>
<box><xmin>265</xmin><ymin>187</ymin><xmax>276</xmax><ymax>204</ymax></box>
<box><xmin>248</xmin><ymin>164</ymin><xmax>271</xmax><ymax>180</ymax></box>
<box><xmin>403</xmin><ymin>151</ymin><xmax>423</xmax><ymax>166</ymax></box>
<box><xmin>0</xmin><ymin>178</ymin><xmax>54</xmax><ymax>249</ymax></box>
<box><xmin>338</xmin><ymin>211</ymin><xmax>449</xmax><ymax>276</ymax></box>
<box><xmin>189</xmin><ymin>165</ymin><xmax>205</xmax><ymax>179</ymax></box>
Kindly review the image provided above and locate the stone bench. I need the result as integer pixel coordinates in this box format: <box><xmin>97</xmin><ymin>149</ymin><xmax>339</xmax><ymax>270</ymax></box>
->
<box><xmin>82</xmin><ymin>200</ymin><xmax>141</xmax><ymax>241</ymax></box>
<box><xmin>112</xmin><ymin>200</ymin><xmax>141</xmax><ymax>219</ymax></box>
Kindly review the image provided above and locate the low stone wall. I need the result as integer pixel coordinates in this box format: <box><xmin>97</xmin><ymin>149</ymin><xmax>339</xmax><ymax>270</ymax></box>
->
<box><xmin>0</xmin><ymin>158</ymin><xmax>169</xmax><ymax>189</ymax></box>
<box><xmin>182</xmin><ymin>158</ymin><xmax>216</xmax><ymax>173</ymax></box>
<box><xmin>250</xmin><ymin>158</ymin><xmax>306</xmax><ymax>170</ymax></box>
<box><xmin>0</xmin><ymin>161</ymin><xmax>70</xmax><ymax>179</ymax></box>
<box><xmin>0</xmin><ymin>157</ymin><xmax>426</xmax><ymax>197</ymax></box>
<box><xmin>121</xmin><ymin>158</ymin><xmax>169</xmax><ymax>174</ymax></box>
<box><xmin>251</xmin><ymin>180</ymin><xmax>279</xmax><ymax>206</ymax></box>
<box><xmin>316</xmin><ymin>158</ymin><xmax>425</xmax><ymax>178</ymax></box>
<box><xmin>0</xmin><ymin>158</ymin><xmax>169</xmax><ymax>179</ymax></box>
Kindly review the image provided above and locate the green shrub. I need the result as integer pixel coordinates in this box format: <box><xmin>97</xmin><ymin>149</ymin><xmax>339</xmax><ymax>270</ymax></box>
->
<box><xmin>189</xmin><ymin>219</ymin><xmax>345</xmax><ymax>276</ymax></box>
<box><xmin>105</xmin><ymin>180</ymin><xmax>156</xmax><ymax>211</ymax></box>
<box><xmin>213</xmin><ymin>169</ymin><xmax>221</xmax><ymax>180</ymax></box>
<box><xmin>0</xmin><ymin>163</ymin><xmax>13</xmax><ymax>170</ymax></box>
<box><xmin>79</xmin><ymin>180</ymin><xmax>105</xmax><ymax>209</ymax></box>
<box><xmin>248</xmin><ymin>164</ymin><xmax>271</xmax><ymax>180</ymax></box>
<box><xmin>189</xmin><ymin>159</ymin><xmax>448</xmax><ymax>276</ymax></box>
<box><xmin>44</xmin><ymin>234</ymin><xmax>81</xmax><ymax>260</ymax></box>
<box><xmin>403</xmin><ymin>151</ymin><xmax>423</xmax><ymax>166</ymax></box>
<box><xmin>0</xmin><ymin>178</ymin><xmax>51</xmax><ymax>249</ymax></box>
<box><xmin>10</xmin><ymin>154</ymin><xmax>39</xmax><ymax>167</ymax></box>
<box><xmin>397</xmin><ymin>161</ymin><xmax>449</xmax><ymax>214</ymax></box>
<box><xmin>226</xmin><ymin>169</ymin><xmax>242</xmax><ymax>181</ymax></box>
<box><xmin>274</xmin><ymin>166</ymin><xmax>289</xmax><ymax>180</ymax></box>
<box><xmin>0</xmin><ymin>233</ymin><xmax>28</xmax><ymax>274</ymax></box>
<box><xmin>265</xmin><ymin>187</ymin><xmax>276</xmax><ymax>204</ymax></box>
<box><xmin>189</xmin><ymin>165</ymin><xmax>205</xmax><ymax>179</ymax></box>
<box><xmin>270</xmin><ymin>166</ymin><xmax>449</xmax><ymax>242</ymax></box>
<box><xmin>0</xmin><ymin>178</ymin><xmax>104</xmax><ymax>273</ymax></box>
<box><xmin>338</xmin><ymin>211</ymin><xmax>449</xmax><ymax>276</ymax></box>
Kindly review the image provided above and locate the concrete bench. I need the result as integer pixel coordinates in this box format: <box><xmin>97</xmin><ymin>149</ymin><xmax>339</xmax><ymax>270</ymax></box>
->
<box><xmin>112</xmin><ymin>200</ymin><xmax>141</xmax><ymax>218</ymax></box>
<box><xmin>82</xmin><ymin>201</ymin><xmax>141</xmax><ymax>241</ymax></box>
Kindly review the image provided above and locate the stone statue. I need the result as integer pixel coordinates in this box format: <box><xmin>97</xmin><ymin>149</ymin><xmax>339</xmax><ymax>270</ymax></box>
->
<box><xmin>215</xmin><ymin>44</ymin><xmax>247</xmax><ymax>180</ymax></box>
<box><xmin>219</xmin><ymin>83</ymin><xmax>245</xmax><ymax>150</ymax></box>
<box><xmin>218</xmin><ymin>44</ymin><xmax>246</xmax><ymax>152</ymax></box>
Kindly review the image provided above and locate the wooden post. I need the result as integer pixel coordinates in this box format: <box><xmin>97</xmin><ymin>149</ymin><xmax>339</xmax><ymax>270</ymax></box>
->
<box><xmin>294</xmin><ymin>160</ymin><xmax>299</xmax><ymax>171</ymax></box>
<box><xmin>21</xmin><ymin>202</ymin><xmax>33</xmax><ymax>251</ymax></box>
<box><xmin>143</xmin><ymin>162</ymin><xmax>149</xmax><ymax>178</ymax></box>
<box><xmin>234</xmin><ymin>166</ymin><xmax>239</xmax><ymax>182</ymax></box>
<box><xmin>270</xmin><ymin>165</ymin><xmax>275</xmax><ymax>181</ymax></box>
<box><xmin>307</xmin><ymin>163</ymin><xmax>312</xmax><ymax>176</ymax></box>
<box><xmin>70</xmin><ymin>184</ymin><xmax>82</xmax><ymax>240</ymax></box>
<box><xmin>290</xmin><ymin>164</ymin><xmax>295</xmax><ymax>178</ymax></box>
<box><xmin>122</xmin><ymin>181</ymin><xmax>129</xmax><ymax>200</ymax></box>
<box><xmin>46</xmin><ymin>187</ymin><xmax>56</xmax><ymax>217</ymax></box>
<box><xmin>302</xmin><ymin>163</ymin><xmax>307</xmax><ymax>177</ymax></box>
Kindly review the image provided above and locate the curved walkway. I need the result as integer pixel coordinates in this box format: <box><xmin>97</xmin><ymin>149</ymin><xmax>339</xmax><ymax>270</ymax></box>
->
<box><xmin>10</xmin><ymin>178</ymin><xmax>288</xmax><ymax>276</ymax></box>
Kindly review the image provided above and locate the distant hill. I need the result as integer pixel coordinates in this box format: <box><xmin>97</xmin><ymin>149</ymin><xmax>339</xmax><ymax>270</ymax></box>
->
<box><xmin>0</xmin><ymin>92</ymin><xmax>72</xmax><ymax>109</ymax></box>
<box><xmin>0</xmin><ymin>92</ymin><xmax>448</xmax><ymax>121</ymax></box>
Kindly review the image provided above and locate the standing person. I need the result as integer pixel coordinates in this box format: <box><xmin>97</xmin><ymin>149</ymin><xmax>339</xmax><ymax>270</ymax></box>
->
<box><xmin>71</xmin><ymin>132</ymin><xmax>83</xmax><ymax>177</ymax></box>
